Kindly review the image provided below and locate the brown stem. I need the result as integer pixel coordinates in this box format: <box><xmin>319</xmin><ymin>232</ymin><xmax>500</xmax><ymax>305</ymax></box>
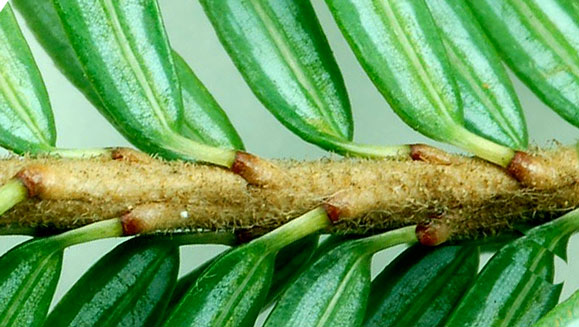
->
<box><xmin>0</xmin><ymin>146</ymin><xmax>577</xmax><ymax>241</ymax></box>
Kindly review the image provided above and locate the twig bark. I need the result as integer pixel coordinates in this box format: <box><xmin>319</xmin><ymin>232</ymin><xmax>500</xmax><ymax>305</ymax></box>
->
<box><xmin>0</xmin><ymin>146</ymin><xmax>577</xmax><ymax>241</ymax></box>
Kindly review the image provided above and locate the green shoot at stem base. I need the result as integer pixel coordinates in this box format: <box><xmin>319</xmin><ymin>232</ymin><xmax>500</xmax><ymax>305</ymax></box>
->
<box><xmin>356</xmin><ymin>225</ymin><xmax>418</xmax><ymax>254</ymax></box>
<box><xmin>165</xmin><ymin>132</ymin><xmax>238</xmax><ymax>168</ymax></box>
<box><xmin>257</xmin><ymin>207</ymin><xmax>330</xmax><ymax>253</ymax></box>
<box><xmin>0</xmin><ymin>178</ymin><xmax>28</xmax><ymax>216</ymax></box>
<box><xmin>49</xmin><ymin>218</ymin><xmax>124</xmax><ymax>248</ymax></box>
<box><xmin>45</xmin><ymin>147</ymin><xmax>113</xmax><ymax>158</ymax></box>
<box><xmin>451</xmin><ymin>127</ymin><xmax>515</xmax><ymax>167</ymax></box>
<box><xmin>332</xmin><ymin>141</ymin><xmax>412</xmax><ymax>159</ymax></box>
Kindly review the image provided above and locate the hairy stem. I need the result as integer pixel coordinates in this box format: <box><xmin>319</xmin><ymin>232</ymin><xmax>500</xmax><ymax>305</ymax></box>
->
<box><xmin>0</xmin><ymin>146</ymin><xmax>576</xmax><ymax>241</ymax></box>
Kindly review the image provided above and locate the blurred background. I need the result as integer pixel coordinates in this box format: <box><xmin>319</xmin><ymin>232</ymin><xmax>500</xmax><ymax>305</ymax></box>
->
<box><xmin>0</xmin><ymin>0</ymin><xmax>577</xmax><ymax>323</ymax></box>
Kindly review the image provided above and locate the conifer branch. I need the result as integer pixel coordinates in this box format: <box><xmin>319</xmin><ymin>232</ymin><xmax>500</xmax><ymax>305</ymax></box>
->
<box><xmin>0</xmin><ymin>146</ymin><xmax>576</xmax><ymax>241</ymax></box>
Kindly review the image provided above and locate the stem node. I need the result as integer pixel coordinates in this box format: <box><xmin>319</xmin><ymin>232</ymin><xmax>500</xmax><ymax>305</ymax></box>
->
<box><xmin>323</xmin><ymin>202</ymin><xmax>342</xmax><ymax>223</ymax></box>
<box><xmin>410</xmin><ymin>144</ymin><xmax>456</xmax><ymax>165</ymax></box>
<box><xmin>416</xmin><ymin>219</ymin><xmax>450</xmax><ymax>246</ymax></box>
<box><xmin>507</xmin><ymin>149</ymin><xmax>578</xmax><ymax>189</ymax></box>
<box><xmin>231</xmin><ymin>151</ymin><xmax>283</xmax><ymax>187</ymax></box>
<box><xmin>110</xmin><ymin>147</ymin><xmax>154</xmax><ymax>163</ymax></box>
<box><xmin>15</xmin><ymin>165</ymin><xmax>47</xmax><ymax>197</ymax></box>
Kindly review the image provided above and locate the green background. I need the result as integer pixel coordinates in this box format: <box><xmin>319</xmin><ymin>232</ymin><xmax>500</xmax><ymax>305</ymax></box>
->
<box><xmin>0</xmin><ymin>0</ymin><xmax>577</xmax><ymax>324</ymax></box>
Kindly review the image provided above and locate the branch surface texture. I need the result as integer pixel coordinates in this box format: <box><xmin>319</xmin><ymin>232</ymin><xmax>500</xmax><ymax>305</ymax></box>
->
<box><xmin>0</xmin><ymin>147</ymin><xmax>577</xmax><ymax>240</ymax></box>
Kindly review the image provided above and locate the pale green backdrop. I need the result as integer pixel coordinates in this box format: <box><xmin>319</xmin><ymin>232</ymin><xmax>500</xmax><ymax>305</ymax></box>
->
<box><xmin>0</xmin><ymin>0</ymin><xmax>577</xmax><ymax>325</ymax></box>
